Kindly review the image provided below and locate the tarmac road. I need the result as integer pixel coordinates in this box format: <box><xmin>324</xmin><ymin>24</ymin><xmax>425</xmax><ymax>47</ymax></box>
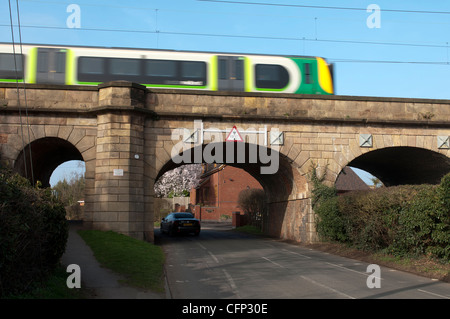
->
<box><xmin>159</xmin><ymin>222</ymin><xmax>450</xmax><ymax>299</ymax></box>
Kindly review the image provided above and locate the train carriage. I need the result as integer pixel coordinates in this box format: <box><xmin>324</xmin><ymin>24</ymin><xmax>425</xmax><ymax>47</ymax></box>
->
<box><xmin>0</xmin><ymin>43</ymin><xmax>334</xmax><ymax>95</ymax></box>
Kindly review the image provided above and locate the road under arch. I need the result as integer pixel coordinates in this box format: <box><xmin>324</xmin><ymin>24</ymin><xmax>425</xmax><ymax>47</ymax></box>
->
<box><xmin>156</xmin><ymin>141</ymin><xmax>309</xmax><ymax>238</ymax></box>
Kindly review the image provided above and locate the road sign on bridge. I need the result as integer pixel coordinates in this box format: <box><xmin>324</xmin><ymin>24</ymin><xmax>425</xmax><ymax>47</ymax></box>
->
<box><xmin>226</xmin><ymin>126</ymin><xmax>244</xmax><ymax>142</ymax></box>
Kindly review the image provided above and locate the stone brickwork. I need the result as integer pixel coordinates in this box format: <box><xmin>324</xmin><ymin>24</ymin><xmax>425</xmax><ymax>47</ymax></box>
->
<box><xmin>0</xmin><ymin>82</ymin><xmax>449</xmax><ymax>243</ymax></box>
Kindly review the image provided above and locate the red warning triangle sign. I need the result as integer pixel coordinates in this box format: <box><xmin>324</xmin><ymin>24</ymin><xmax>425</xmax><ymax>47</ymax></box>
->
<box><xmin>225</xmin><ymin>126</ymin><xmax>244</xmax><ymax>142</ymax></box>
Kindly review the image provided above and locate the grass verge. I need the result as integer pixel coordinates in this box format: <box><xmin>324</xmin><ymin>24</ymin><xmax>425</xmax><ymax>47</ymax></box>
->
<box><xmin>77</xmin><ymin>230</ymin><xmax>165</xmax><ymax>293</ymax></box>
<box><xmin>4</xmin><ymin>265</ymin><xmax>90</xmax><ymax>299</ymax></box>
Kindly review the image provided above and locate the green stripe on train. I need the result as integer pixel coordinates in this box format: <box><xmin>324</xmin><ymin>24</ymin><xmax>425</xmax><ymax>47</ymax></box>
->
<box><xmin>76</xmin><ymin>81</ymin><xmax>208</xmax><ymax>89</ymax></box>
<box><xmin>65</xmin><ymin>49</ymin><xmax>75</xmax><ymax>85</ymax></box>
<box><xmin>26</xmin><ymin>47</ymin><xmax>37</xmax><ymax>84</ymax></box>
<box><xmin>0</xmin><ymin>79</ymin><xmax>24</xmax><ymax>82</ymax></box>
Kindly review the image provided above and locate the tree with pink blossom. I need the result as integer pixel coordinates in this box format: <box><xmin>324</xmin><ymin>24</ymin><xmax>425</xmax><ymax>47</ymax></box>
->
<box><xmin>154</xmin><ymin>164</ymin><xmax>202</xmax><ymax>198</ymax></box>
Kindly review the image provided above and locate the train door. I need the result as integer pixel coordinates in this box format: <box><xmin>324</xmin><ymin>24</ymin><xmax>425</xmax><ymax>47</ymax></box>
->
<box><xmin>36</xmin><ymin>48</ymin><xmax>66</xmax><ymax>84</ymax></box>
<box><xmin>218</xmin><ymin>56</ymin><xmax>245</xmax><ymax>92</ymax></box>
<box><xmin>301</xmin><ymin>62</ymin><xmax>315</xmax><ymax>94</ymax></box>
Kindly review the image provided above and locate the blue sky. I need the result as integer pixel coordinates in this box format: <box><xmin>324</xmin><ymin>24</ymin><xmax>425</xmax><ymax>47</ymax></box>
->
<box><xmin>2</xmin><ymin>0</ymin><xmax>450</xmax><ymax>185</ymax></box>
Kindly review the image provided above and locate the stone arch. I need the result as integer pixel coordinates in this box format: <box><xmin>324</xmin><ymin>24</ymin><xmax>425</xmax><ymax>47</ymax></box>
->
<box><xmin>346</xmin><ymin>146</ymin><xmax>450</xmax><ymax>186</ymax></box>
<box><xmin>154</xmin><ymin>141</ymin><xmax>311</xmax><ymax>239</ymax></box>
<box><xmin>14</xmin><ymin>137</ymin><xmax>84</xmax><ymax>187</ymax></box>
<box><xmin>156</xmin><ymin>141</ymin><xmax>296</xmax><ymax>201</ymax></box>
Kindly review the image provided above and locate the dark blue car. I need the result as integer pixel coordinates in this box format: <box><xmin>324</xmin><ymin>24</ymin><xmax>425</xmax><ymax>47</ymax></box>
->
<box><xmin>160</xmin><ymin>212</ymin><xmax>201</xmax><ymax>236</ymax></box>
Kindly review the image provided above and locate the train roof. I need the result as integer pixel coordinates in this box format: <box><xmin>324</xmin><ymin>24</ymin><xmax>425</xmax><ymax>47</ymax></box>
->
<box><xmin>0</xmin><ymin>42</ymin><xmax>329</xmax><ymax>61</ymax></box>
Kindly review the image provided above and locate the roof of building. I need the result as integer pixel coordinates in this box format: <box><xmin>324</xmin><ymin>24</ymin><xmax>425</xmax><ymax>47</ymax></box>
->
<box><xmin>335</xmin><ymin>167</ymin><xmax>370</xmax><ymax>192</ymax></box>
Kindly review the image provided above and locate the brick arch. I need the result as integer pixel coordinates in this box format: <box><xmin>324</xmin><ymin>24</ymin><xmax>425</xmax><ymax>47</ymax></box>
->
<box><xmin>14</xmin><ymin>137</ymin><xmax>84</xmax><ymax>187</ymax></box>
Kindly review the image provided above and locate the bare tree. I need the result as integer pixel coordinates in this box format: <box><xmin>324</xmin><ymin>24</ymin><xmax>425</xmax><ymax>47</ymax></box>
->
<box><xmin>52</xmin><ymin>171</ymin><xmax>85</xmax><ymax>206</ymax></box>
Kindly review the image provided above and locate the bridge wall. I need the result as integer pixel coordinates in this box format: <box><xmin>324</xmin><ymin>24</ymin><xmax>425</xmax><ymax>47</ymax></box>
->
<box><xmin>1</xmin><ymin>82</ymin><xmax>449</xmax><ymax>243</ymax></box>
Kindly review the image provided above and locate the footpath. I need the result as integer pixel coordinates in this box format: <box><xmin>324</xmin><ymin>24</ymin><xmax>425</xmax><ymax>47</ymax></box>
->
<box><xmin>60</xmin><ymin>222</ymin><xmax>166</xmax><ymax>299</ymax></box>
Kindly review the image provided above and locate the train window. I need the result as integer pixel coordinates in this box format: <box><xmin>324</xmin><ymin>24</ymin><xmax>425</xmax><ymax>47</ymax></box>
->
<box><xmin>37</xmin><ymin>51</ymin><xmax>48</xmax><ymax>73</ymax></box>
<box><xmin>146</xmin><ymin>60</ymin><xmax>176</xmax><ymax>78</ymax></box>
<box><xmin>219</xmin><ymin>59</ymin><xmax>227</xmax><ymax>80</ymax></box>
<box><xmin>110</xmin><ymin>58</ymin><xmax>141</xmax><ymax>76</ymax></box>
<box><xmin>55</xmin><ymin>52</ymin><xmax>66</xmax><ymax>73</ymax></box>
<box><xmin>234</xmin><ymin>59</ymin><xmax>243</xmax><ymax>80</ymax></box>
<box><xmin>304</xmin><ymin>63</ymin><xmax>312</xmax><ymax>84</ymax></box>
<box><xmin>77</xmin><ymin>57</ymin><xmax>108</xmax><ymax>82</ymax></box>
<box><xmin>79</xmin><ymin>57</ymin><xmax>105</xmax><ymax>74</ymax></box>
<box><xmin>181</xmin><ymin>61</ymin><xmax>206</xmax><ymax>80</ymax></box>
<box><xmin>0</xmin><ymin>53</ymin><xmax>24</xmax><ymax>79</ymax></box>
<box><xmin>255</xmin><ymin>64</ymin><xmax>289</xmax><ymax>89</ymax></box>
<box><xmin>77</xmin><ymin>56</ymin><xmax>206</xmax><ymax>86</ymax></box>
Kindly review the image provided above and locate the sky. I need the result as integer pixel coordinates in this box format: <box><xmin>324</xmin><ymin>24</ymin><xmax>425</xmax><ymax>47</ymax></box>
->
<box><xmin>2</xmin><ymin>0</ymin><xmax>450</xmax><ymax>186</ymax></box>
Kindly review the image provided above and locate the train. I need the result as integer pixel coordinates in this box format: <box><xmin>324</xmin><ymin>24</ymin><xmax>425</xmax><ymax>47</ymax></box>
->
<box><xmin>0</xmin><ymin>43</ymin><xmax>334</xmax><ymax>95</ymax></box>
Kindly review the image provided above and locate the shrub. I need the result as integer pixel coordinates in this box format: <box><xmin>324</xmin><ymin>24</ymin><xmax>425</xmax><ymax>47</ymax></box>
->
<box><xmin>338</xmin><ymin>186</ymin><xmax>423</xmax><ymax>251</ymax></box>
<box><xmin>310</xmin><ymin>164</ymin><xmax>345</xmax><ymax>242</ymax></box>
<box><xmin>314</xmin><ymin>196</ymin><xmax>347</xmax><ymax>242</ymax></box>
<box><xmin>433</xmin><ymin>174</ymin><xmax>450</xmax><ymax>259</ymax></box>
<box><xmin>311</xmin><ymin>163</ymin><xmax>450</xmax><ymax>261</ymax></box>
<box><xmin>0</xmin><ymin>169</ymin><xmax>68</xmax><ymax>297</ymax></box>
<box><xmin>392</xmin><ymin>175</ymin><xmax>450</xmax><ymax>259</ymax></box>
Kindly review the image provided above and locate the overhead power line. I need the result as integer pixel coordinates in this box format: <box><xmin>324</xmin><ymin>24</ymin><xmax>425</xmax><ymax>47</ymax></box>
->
<box><xmin>329</xmin><ymin>58</ymin><xmax>450</xmax><ymax>65</ymax></box>
<box><xmin>2</xmin><ymin>23</ymin><xmax>449</xmax><ymax>49</ymax></box>
<box><xmin>7</xmin><ymin>0</ymin><xmax>34</xmax><ymax>185</ymax></box>
<box><xmin>198</xmin><ymin>0</ymin><xmax>450</xmax><ymax>15</ymax></box>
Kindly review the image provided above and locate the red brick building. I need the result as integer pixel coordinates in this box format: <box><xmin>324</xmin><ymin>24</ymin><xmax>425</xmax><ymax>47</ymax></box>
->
<box><xmin>190</xmin><ymin>164</ymin><xmax>263</xmax><ymax>221</ymax></box>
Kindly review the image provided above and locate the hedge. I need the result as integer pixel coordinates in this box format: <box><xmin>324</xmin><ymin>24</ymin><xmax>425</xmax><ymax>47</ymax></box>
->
<box><xmin>0</xmin><ymin>169</ymin><xmax>68</xmax><ymax>297</ymax></box>
<box><xmin>313</xmin><ymin>171</ymin><xmax>450</xmax><ymax>261</ymax></box>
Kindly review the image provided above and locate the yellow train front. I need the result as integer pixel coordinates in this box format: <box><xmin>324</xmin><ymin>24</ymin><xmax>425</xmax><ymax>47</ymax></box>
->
<box><xmin>0</xmin><ymin>43</ymin><xmax>334</xmax><ymax>95</ymax></box>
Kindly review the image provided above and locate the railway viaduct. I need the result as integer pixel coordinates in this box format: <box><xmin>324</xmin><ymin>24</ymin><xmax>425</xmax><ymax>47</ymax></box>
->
<box><xmin>1</xmin><ymin>81</ymin><xmax>449</xmax><ymax>243</ymax></box>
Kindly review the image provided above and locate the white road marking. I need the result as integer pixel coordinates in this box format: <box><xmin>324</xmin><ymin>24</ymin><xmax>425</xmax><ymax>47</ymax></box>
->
<box><xmin>195</xmin><ymin>241</ymin><xmax>219</xmax><ymax>263</ymax></box>
<box><xmin>262</xmin><ymin>256</ymin><xmax>285</xmax><ymax>268</ymax></box>
<box><xmin>326</xmin><ymin>262</ymin><xmax>382</xmax><ymax>280</ymax></box>
<box><xmin>222</xmin><ymin>269</ymin><xmax>240</xmax><ymax>298</ymax></box>
<box><xmin>207</xmin><ymin>251</ymin><xmax>219</xmax><ymax>263</ymax></box>
<box><xmin>417</xmin><ymin>289</ymin><xmax>449</xmax><ymax>299</ymax></box>
<box><xmin>300</xmin><ymin>275</ymin><xmax>355</xmax><ymax>299</ymax></box>
<box><xmin>282</xmin><ymin>248</ymin><xmax>312</xmax><ymax>259</ymax></box>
